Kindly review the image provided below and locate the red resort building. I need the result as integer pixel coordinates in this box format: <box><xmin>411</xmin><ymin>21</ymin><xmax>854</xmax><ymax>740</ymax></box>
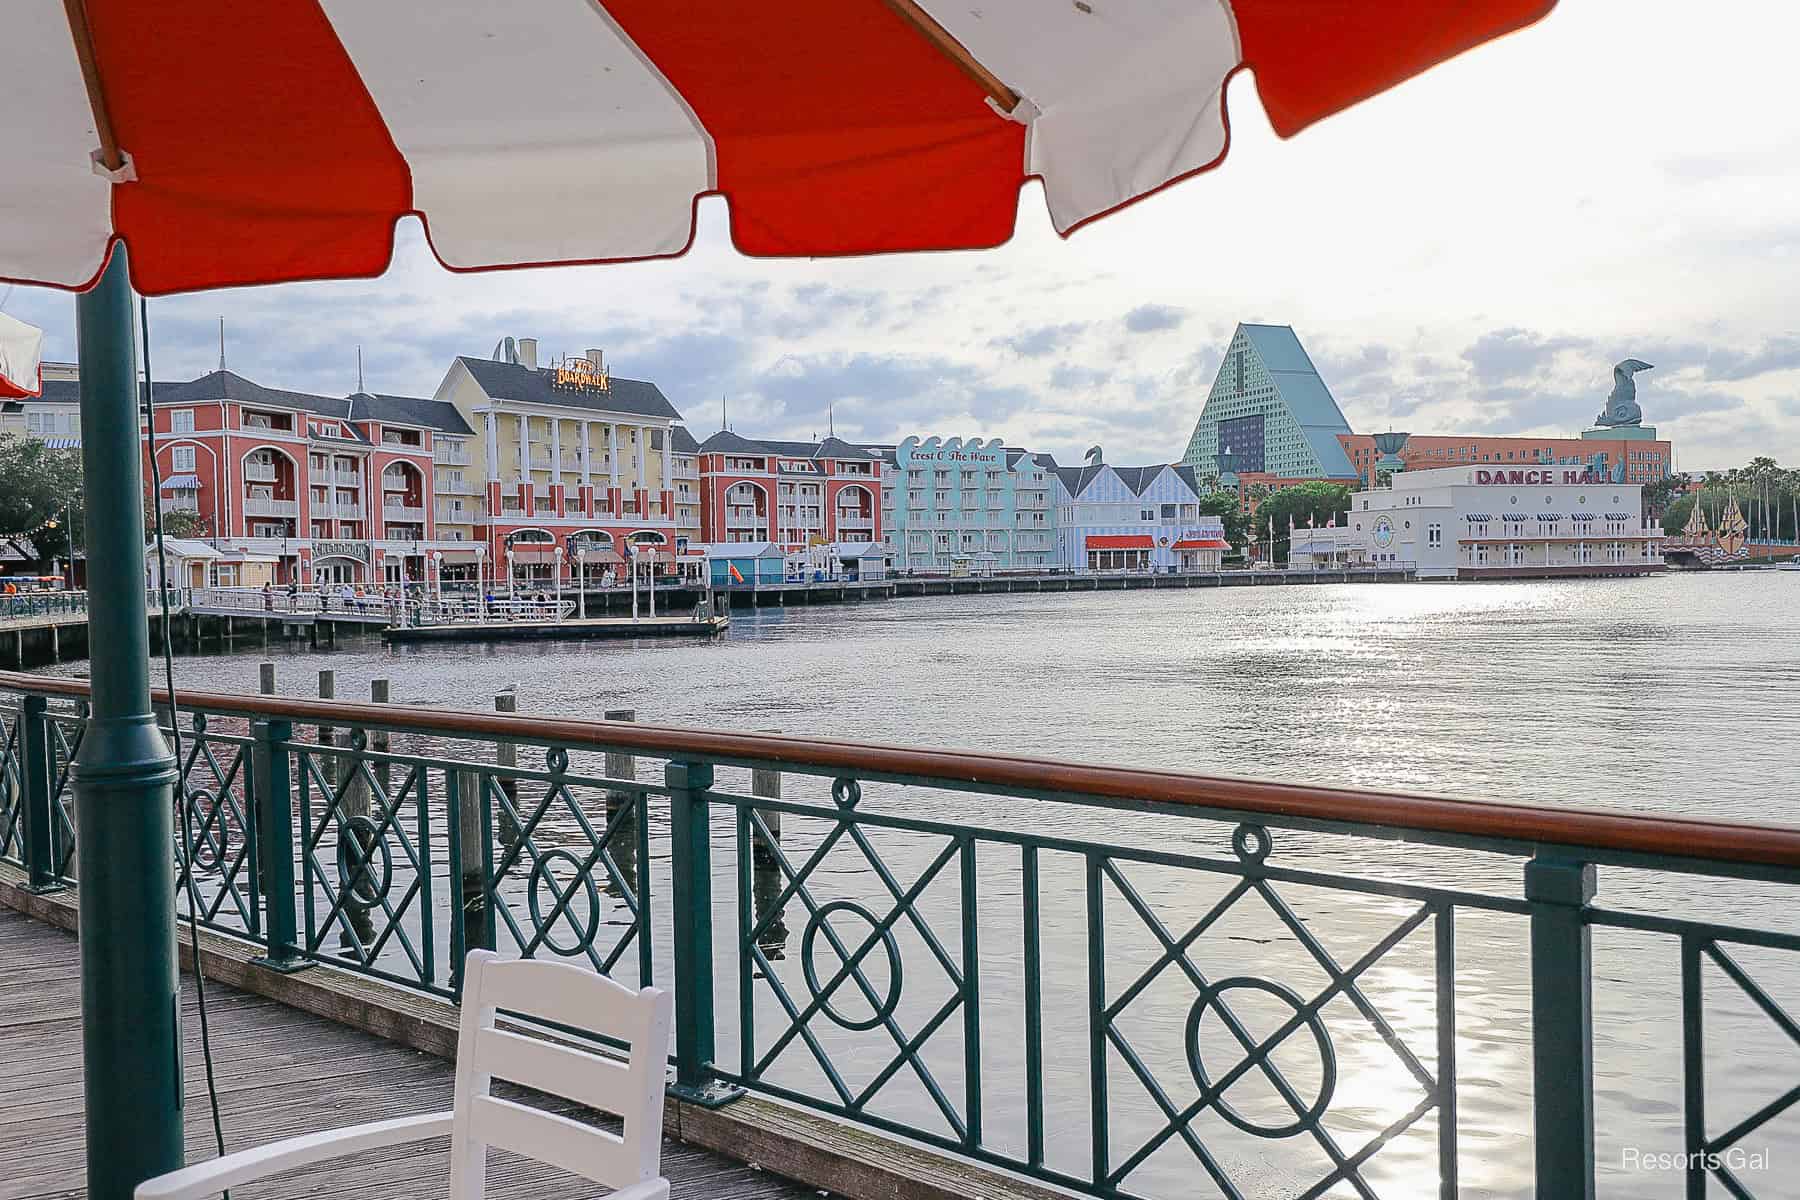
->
<box><xmin>135</xmin><ymin>370</ymin><xmax>472</xmax><ymax>586</ymax></box>
<box><xmin>694</xmin><ymin>432</ymin><xmax>882</xmax><ymax>549</ymax></box>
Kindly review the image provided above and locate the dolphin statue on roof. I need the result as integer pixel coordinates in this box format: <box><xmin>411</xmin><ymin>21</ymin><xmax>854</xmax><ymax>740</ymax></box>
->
<box><xmin>1594</xmin><ymin>359</ymin><xmax>1653</xmax><ymax>427</ymax></box>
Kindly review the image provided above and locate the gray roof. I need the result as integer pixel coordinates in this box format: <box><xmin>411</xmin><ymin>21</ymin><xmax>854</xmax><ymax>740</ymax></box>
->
<box><xmin>695</xmin><ymin>430</ymin><xmax>880</xmax><ymax>461</ymax></box>
<box><xmin>1055</xmin><ymin>462</ymin><xmax>1191</xmax><ymax>498</ymax></box>
<box><xmin>1054</xmin><ymin>464</ymin><xmax>1105</xmax><ymax>496</ymax></box>
<box><xmin>49</xmin><ymin>370</ymin><xmax>470</xmax><ymax>438</ymax></box>
<box><xmin>149</xmin><ymin>370</ymin><xmax>351</xmax><ymax>419</ymax></box>
<box><xmin>670</xmin><ymin>426</ymin><xmax>700</xmax><ymax>454</ymax></box>
<box><xmin>349</xmin><ymin>392</ymin><xmax>473</xmax><ymax>436</ymax></box>
<box><xmin>696</xmin><ymin>429</ymin><xmax>768</xmax><ymax>455</ymax></box>
<box><xmin>457</xmin><ymin>356</ymin><xmax>681</xmax><ymax>421</ymax></box>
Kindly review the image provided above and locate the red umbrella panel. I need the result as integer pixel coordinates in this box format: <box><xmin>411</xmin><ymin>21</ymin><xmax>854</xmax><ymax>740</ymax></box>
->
<box><xmin>4</xmin><ymin>0</ymin><xmax>1555</xmax><ymax>296</ymax></box>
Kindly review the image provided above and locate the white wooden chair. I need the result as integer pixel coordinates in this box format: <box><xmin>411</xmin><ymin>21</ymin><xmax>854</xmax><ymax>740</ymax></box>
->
<box><xmin>135</xmin><ymin>951</ymin><xmax>675</xmax><ymax>1200</ymax></box>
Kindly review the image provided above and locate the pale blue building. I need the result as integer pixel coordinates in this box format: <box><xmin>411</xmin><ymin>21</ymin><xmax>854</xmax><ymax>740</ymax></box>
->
<box><xmin>878</xmin><ymin>436</ymin><xmax>1057</xmax><ymax>572</ymax></box>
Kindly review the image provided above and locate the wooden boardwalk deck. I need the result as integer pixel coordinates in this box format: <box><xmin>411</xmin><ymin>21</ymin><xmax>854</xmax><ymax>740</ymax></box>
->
<box><xmin>0</xmin><ymin>908</ymin><xmax>814</xmax><ymax>1199</ymax></box>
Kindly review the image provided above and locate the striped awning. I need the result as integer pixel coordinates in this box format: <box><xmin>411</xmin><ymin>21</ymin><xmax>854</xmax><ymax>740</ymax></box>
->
<box><xmin>3</xmin><ymin>2</ymin><xmax>1558</xmax><ymax>296</ymax></box>
<box><xmin>42</xmin><ymin>436</ymin><xmax>82</xmax><ymax>449</ymax></box>
<box><xmin>1086</xmin><ymin>535</ymin><xmax>1155</xmax><ymax>551</ymax></box>
<box><xmin>1501</xmin><ymin>512</ymin><xmax>1530</xmax><ymax>522</ymax></box>
<box><xmin>1464</xmin><ymin>514</ymin><xmax>1493</xmax><ymax>523</ymax></box>
<box><xmin>159</xmin><ymin>473</ymin><xmax>201</xmax><ymax>490</ymax></box>
<box><xmin>1605</xmin><ymin>512</ymin><xmax>1635</xmax><ymax>521</ymax></box>
<box><xmin>1570</xmin><ymin>512</ymin><xmax>1596</xmax><ymax>520</ymax></box>
<box><xmin>1536</xmin><ymin>513</ymin><xmax>1564</xmax><ymax>522</ymax></box>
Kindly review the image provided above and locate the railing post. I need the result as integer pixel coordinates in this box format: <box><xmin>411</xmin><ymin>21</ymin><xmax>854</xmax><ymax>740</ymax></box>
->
<box><xmin>666</xmin><ymin>758</ymin><xmax>740</xmax><ymax>1106</ymax></box>
<box><xmin>251</xmin><ymin>718</ymin><xmax>308</xmax><ymax>973</ymax></box>
<box><xmin>20</xmin><ymin>695</ymin><xmax>63</xmax><ymax>893</ymax></box>
<box><xmin>1526</xmin><ymin>855</ymin><xmax>1596</xmax><ymax>1200</ymax></box>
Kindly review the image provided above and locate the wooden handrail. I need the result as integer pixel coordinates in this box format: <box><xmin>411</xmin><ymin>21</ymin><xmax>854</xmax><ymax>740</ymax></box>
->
<box><xmin>6</xmin><ymin>669</ymin><xmax>1797</xmax><ymax>871</ymax></box>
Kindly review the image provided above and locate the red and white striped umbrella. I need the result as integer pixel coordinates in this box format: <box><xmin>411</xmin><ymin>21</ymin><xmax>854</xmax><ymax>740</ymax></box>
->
<box><xmin>6</xmin><ymin>1</ymin><xmax>1553</xmax><ymax>296</ymax></box>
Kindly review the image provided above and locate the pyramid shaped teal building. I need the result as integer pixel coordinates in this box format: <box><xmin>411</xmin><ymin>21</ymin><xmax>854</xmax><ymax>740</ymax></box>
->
<box><xmin>1180</xmin><ymin>324</ymin><xmax>1359</xmax><ymax>481</ymax></box>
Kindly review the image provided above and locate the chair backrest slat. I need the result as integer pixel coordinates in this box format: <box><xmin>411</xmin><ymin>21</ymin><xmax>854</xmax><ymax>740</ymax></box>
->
<box><xmin>448</xmin><ymin>952</ymin><xmax>672</xmax><ymax>1200</ymax></box>
<box><xmin>474</xmin><ymin>1028</ymin><xmax>634</xmax><ymax>1117</ymax></box>
<box><xmin>468</xmin><ymin>1095</ymin><xmax>633</xmax><ymax>1184</ymax></box>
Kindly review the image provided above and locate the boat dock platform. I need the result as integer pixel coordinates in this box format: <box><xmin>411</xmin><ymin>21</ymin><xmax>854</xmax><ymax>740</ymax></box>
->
<box><xmin>385</xmin><ymin>613</ymin><xmax>730</xmax><ymax>643</ymax></box>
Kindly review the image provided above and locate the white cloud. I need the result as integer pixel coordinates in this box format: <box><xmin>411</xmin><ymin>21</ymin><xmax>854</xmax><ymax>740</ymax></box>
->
<box><xmin>2</xmin><ymin>0</ymin><xmax>1796</xmax><ymax>470</ymax></box>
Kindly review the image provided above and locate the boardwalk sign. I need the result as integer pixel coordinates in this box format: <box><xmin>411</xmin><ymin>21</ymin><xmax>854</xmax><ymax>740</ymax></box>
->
<box><xmin>896</xmin><ymin>435</ymin><xmax>1006</xmax><ymax>470</ymax></box>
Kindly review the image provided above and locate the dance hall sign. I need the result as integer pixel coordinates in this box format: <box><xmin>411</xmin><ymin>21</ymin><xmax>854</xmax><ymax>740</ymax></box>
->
<box><xmin>1474</xmin><ymin>468</ymin><xmax>1599</xmax><ymax>486</ymax></box>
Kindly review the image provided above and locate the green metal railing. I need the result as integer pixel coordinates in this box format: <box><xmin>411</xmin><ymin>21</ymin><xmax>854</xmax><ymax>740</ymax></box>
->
<box><xmin>3</xmin><ymin>672</ymin><xmax>1798</xmax><ymax>1200</ymax></box>
<box><xmin>0</xmin><ymin>591</ymin><xmax>87</xmax><ymax>621</ymax></box>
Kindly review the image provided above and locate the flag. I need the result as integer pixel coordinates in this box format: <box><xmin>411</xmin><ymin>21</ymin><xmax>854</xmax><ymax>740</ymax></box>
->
<box><xmin>728</xmin><ymin>563</ymin><xmax>745</xmax><ymax>584</ymax></box>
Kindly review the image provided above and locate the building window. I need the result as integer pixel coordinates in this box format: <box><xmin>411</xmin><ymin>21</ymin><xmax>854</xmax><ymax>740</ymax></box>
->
<box><xmin>171</xmin><ymin>409</ymin><xmax>195</xmax><ymax>434</ymax></box>
<box><xmin>1427</xmin><ymin>524</ymin><xmax>1442</xmax><ymax>547</ymax></box>
<box><xmin>1140</xmin><ymin>508</ymin><xmax>1155</xmax><ymax>521</ymax></box>
<box><xmin>172</xmin><ymin>446</ymin><xmax>195</xmax><ymax>472</ymax></box>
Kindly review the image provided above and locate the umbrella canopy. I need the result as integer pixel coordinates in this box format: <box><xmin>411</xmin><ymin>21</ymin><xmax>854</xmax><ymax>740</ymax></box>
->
<box><xmin>5</xmin><ymin>1</ymin><xmax>1553</xmax><ymax>296</ymax></box>
<box><xmin>0</xmin><ymin>311</ymin><xmax>44</xmax><ymax>398</ymax></box>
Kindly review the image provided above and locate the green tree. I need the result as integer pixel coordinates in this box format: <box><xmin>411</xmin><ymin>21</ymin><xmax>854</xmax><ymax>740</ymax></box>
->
<box><xmin>1253</xmin><ymin>481</ymin><xmax>1353</xmax><ymax>563</ymax></box>
<box><xmin>0</xmin><ymin>435</ymin><xmax>82</xmax><ymax>559</ymax></box>
<box><xmin>152</xmin><ymin>506</ymin><xmax>210</xmax><ymax>539</ymax></box>
<box><xmin>1196</xmin><ymin>491</ymin><xmax>1250</xmax><ymax>554</ymax></box>
<box><xmin>1641</xmin><ymin>472</ymin><xmax>1689</xmax><ymax>522</ymax></box>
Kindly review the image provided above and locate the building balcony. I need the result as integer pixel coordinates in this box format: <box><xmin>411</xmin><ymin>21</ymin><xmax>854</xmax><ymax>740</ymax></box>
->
<box><xmin>434</xmin><ymin>478</ymin><xmax>475</xmax><ymax>495</ymax></box>
<box><xmin>527</xmin><ymin>451</ymin><xmax>552</xmax><ymax>469</ymax></box>
<box><xmin>333</xmin><ymin>470</ymin><xmax>360</xmax><ymax>486</ymax></box>
<box><xmin>836</xmin><ymin>514</ymin><xmax>874</xmax><ymax>530</ymax></box>
<box><xmin>332</xmin><ymin>502</ymin><xmax>364</xmax><ymax>520</ymax></box>
<box><xmin>243</xmin><ymin>462</ymin><xmax>278</xmax><ymax>483</ymax></box>
<box><xmin>242</xmin><ymin>496</ymin><xmax>299</xmax><ymax>518</ymax></box>
<box><xmin>383</xmin><ymin>503</ymin><xmax>427</xmax><ymax>521</ymax></box>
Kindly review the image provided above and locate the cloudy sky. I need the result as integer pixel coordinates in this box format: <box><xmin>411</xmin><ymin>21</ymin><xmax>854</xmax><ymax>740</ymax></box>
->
<box><xmin>3</xmin><ymin>1</ymin><xmax>1796</xmax><ymax>471</ymax></box>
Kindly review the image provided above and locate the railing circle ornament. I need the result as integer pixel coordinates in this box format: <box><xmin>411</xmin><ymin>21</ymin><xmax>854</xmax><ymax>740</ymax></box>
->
<box><xmin>190</xmin><ymin>712</ymin><xmax>207</xmax><ymax>733</ymax></box>
<box><xmin>545</xmin><ymin>746</ymin><xmax>570</xmax><ymax>775</ymax></box>
<box><xmin>801</xmin><ymin>900</ymin><xmax>900</xmax><ymax>1032</ymax></box>
<box><xmin>1232</xmin><ymin>823</ymin><xmax>1272</xmax><ymax>865</ymax></box>
<box><xmin>526</xmin><ymin>849</ymin><xmax>605</xmax><ymax>956</ymax></box>
<box><xmin>1185</xmin><ymin>976</ymin><xmax>1336</xmax><ymax>1139</ymax></box>
<box><xmin>349</xmin><ymin>729</ymin><xmax>368</xmax><ymax>752</ymax></box>
<box><xmin>334</xmin><ymin>814</ymin><xmax>393</xmax><ymax>910</ymax></box>
<box><xmin>831</xmin><ymin>778</ymin><xmax>862</xmax><ymax>809</ymax></box>
<box><xmin>182</xmin><ymin>788</ymin><xmax>226</xmax><ymax>871</ymax></box>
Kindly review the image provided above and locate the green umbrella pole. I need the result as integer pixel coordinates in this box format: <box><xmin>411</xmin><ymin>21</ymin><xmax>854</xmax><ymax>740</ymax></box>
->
<box><xmin>72</xmin><ymin>244</ymin><xmax>183</xmax><ymax>1199</ymax></box>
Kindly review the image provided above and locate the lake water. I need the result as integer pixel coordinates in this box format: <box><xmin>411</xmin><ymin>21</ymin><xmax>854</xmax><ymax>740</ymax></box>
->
<box><xmin>83</xmin><ymin>573</ymin><xmax>1800</xmax><ymax>1198</ymax></box>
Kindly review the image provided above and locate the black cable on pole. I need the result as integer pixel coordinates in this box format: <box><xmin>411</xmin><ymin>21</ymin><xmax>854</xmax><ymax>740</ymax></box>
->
<box><xmin>140</xmin><ymin>295</ymin><xmax>230</xmax><ymax>1189</ymax></box>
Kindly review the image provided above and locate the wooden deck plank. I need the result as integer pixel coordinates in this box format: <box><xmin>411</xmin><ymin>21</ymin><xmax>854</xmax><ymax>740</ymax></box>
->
<box><xmin>0</xmin><ymin>908</ymin><xmax>820</xmax><ymax>1200</ymax></box>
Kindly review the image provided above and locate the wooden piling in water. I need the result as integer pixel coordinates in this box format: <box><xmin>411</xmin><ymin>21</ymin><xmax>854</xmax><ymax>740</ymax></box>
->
<box><xmin>752</xmin><ymin>731</ymin><xmax>781</xmax><ymax>866</ymax></box>
<box><xmin>604</xmin><ymin>709</ymin><xmax>638</xmax><ymax>895</ymax></box>
<box><xmin>494</xmin><ymin>689</ymin><xmax>520</xmax><ymax>847</ymax></box>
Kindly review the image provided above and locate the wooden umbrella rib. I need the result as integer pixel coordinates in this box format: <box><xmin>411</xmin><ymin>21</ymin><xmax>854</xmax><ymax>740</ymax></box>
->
<box><xmin>61</xmin><ymin>0</ymin><xmax>127</xmax><ymax>173</ymax></box>
<box><xmin>879</xmin><ymin>0</ymin><xmax>1021</xmax><ymax>114</ymax></box>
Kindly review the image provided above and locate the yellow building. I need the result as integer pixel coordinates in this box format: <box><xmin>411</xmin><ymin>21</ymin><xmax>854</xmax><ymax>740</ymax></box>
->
<box><xmin>431</xmin><ymin>337</ymin><xmax>696</xmax><ymax>576</ymax></box>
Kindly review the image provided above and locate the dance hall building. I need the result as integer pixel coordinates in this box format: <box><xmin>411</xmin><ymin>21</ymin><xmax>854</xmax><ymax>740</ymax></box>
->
<box><xmin>1287</xmin><ymin>464</ymin><xmax>1666</xmax><ymax>579</ymax></box>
